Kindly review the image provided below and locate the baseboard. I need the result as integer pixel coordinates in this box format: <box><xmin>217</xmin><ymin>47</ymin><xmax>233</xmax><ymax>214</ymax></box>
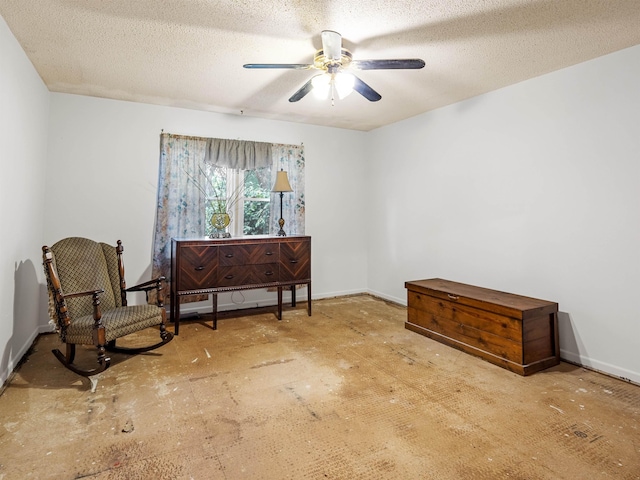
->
<box><xmin>0</xmin><ymin>327</ymin><xmax>43</xmax><ymax>390</ymax></box>
<box><xmin>312</xmin><ymin>288</ymin><xmax>368</xmax><ymax>300</ymax></box>
<box><xmin>176</xmin><ymin>288</ymin><xmax>368</xmax><ymax>316</ymax></box>
<box><xmin>366</xmin><ymin>289</ymin><xmax>405</xmax><ymax>306</ymax></box>
<box><xmin>560</xmin><ymin>349</ymin><xmax>640</xmax><ymax>387</ymax></box>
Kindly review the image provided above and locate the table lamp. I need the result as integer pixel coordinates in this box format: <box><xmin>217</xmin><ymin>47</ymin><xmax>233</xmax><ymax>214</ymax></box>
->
<box><xmin>272</xmin><ymin>170</ymin><xmax>293</xmax><ymax>236</ymax></box>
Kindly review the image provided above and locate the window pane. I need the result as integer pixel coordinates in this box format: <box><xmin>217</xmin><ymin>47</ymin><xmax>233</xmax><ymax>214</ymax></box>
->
<box><xmin>243</xmin><ymin>200</ymin><xmax>270</xmax><ymax>235</ymax></box>
<box><xmin>242</xmin><ymin>168</ymin><xmax>271</xmax><ymax>235</ymax></box>
<box><xmin>244</xmin><ymin>169</ymin><xmax>270</xmax><ymax>199</ymax></box>
<box><xmin>203</xmin><ymin>165</ymin><xmax>228</xmax><ymax>237</ymax></box>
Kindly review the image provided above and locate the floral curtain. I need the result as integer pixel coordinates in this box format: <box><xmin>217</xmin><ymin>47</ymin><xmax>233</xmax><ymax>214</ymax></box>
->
<box><xmin>151</xmin><ymin>134</ymin><xmax>207</xmax><ymax>300</ymax></box>
<box><xmin>269</xmin><ymin>144</ymin><xmax>305</xmax><ymax>235</ymax></box>
<box><xmin>152</xmin><ymin>133</ymin><xmax>305</xmax><ymax>303</ymax></box>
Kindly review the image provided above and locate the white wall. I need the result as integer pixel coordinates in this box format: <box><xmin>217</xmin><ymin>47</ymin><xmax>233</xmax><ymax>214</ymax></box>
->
<box><xmin>2</xmin><ymin>13</ymin><xmax>638</xmax><ymax>387</ymax></box>
<box><xmin>46</xmin><ymin>93</ymin><xmax>369</xmax><ymax>311</ymax></box>
<box><xmin>367</xmin><ymin>45</ymin><xmax>640</xmax><ymax>383</ymax></box>
<box><xmin>0</xmin><ymin>16</ymin><xmax>50</xmax><ymax>385</ymax></box>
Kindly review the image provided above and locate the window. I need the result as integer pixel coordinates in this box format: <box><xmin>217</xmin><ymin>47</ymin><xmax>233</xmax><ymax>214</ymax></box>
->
<box><xmin>152</xmin><ymin>134</ymin><xmax>305</xmax><ymax>288</ymax></box>
<box><xmin>202</xmin><ymin>164</ymin><xmax>272</xmax><ymax>237</ymax></box>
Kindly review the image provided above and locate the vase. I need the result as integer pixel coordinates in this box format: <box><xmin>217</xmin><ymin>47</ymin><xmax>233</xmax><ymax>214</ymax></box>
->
<box><xmin>210</xmin><ymin>212</ymin><xmax>231</xmax><ymax>238</ymax></box>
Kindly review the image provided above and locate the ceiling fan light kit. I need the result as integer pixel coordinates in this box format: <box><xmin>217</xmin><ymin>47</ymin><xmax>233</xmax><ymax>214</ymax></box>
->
<box><xmin>334</xmin><ymin>72</ymin><xmax>356</xmax><ymax>99</ymax></box>
<box><xmin>311</xmin><ymin>74</ymin><xmax>330</xmax><ymax>99</ymax></box>
<box><xmin>311</xmin><ymin>71</ymin><xmax>355</xmax><ymax>102</ymax></box>
<box><xmin>244</xmin><ymin>30</ymin><xmax>425</xmax><ymax>104</ymax></box>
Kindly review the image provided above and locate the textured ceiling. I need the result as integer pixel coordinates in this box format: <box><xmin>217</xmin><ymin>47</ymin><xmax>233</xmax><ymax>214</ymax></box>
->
<box><xmin>2</xmin><ymin>1</ymin><xmax>640</xmax><ymax>131</ymax></box>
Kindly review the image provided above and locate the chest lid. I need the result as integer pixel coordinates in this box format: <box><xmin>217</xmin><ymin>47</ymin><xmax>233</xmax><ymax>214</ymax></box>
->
<box><xmin>405</xmin><ymin>278</ymin><xmax>558</xmax><ymax>320</ymax></box>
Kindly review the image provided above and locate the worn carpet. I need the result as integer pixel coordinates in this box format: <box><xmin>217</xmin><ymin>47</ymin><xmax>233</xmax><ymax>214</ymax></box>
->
<box><xmin>0</xmin><ymin>295</ymin><xmax>638</xmax><ymax>479</ymax></box>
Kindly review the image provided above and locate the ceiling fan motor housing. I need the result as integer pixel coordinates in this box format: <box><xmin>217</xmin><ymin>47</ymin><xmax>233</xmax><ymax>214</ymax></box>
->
<box><xmin>314</xmin><ymin>48</ymin><xmax>353</xmax><ymax>72</ymax></box>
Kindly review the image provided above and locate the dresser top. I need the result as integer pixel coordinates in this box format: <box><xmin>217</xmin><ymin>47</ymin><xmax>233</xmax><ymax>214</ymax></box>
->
<box><xmin>172</xmin><ymin>235</ymin><xmax>310</xmax><ymax>245</ymax></box>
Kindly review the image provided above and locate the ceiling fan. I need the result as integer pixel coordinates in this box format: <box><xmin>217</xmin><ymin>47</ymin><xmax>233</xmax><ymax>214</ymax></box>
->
<box><xmin>243</xmin><ymin>30</ymin><xmax>425</xmax><ymax>103</ymax></box>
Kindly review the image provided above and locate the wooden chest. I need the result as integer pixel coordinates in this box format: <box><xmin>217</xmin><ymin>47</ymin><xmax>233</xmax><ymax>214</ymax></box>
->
<box><xmin>405</xmin><ymin>278</ymin><xmax>559</xmax><ymax>376</ymax></box>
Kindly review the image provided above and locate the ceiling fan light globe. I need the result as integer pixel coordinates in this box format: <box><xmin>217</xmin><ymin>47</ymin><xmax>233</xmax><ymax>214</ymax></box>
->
<box><xmin>311</xmin><ymin>74</ymin><xmax>331</xmax><ymax>99</ymax></box>
<box><xmin>335</xmin><ymin>72</ymin><xmax>355</xmax><ymax>99</ymax></box>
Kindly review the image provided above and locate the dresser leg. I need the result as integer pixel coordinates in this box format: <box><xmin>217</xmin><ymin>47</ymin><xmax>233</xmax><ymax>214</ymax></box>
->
<box><xmin>307</xmin><ymin>282</ymin><xmax>312</xmax><ymax>316</ymax></box>
<box><xmin>277</xmin><ymin>287</ymin><xmax>283</xmax><ymax>320</ymax></box>
<box><xmin>212</xmin><ymin>293</ymin><xmax>218</xmax><ymax>330</ymax></box>
<box><xmin>170</xmin><ymin>291</ymin><xmax>175</xmax><ymax>323</ymax></box>
<box><xmin>291</xmin><ymin>285</ymin><xmax>296</xmax><ymax>307</ymax></box>
<box><xmin>174</xmin><ymin>297</ymin><xmax>180</xmax><ymax>336</ymax></box>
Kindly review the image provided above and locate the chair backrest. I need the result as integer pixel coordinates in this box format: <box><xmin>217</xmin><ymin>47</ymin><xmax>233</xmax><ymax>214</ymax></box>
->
<box><xmin>45</xmin><ymin>237</ymin><xmax>123</xmax><ymax>324</ymax></box>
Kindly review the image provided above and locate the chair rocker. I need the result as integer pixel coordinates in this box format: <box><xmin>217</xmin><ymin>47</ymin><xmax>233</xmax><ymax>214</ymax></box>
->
<box><xmin>42</xmin><ymin>237</ymin><xmax>173</xmax><ymax>377</ymax></box>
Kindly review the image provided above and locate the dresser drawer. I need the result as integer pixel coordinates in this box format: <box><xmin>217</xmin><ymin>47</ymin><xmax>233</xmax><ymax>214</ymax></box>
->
<box><xmin>219</xmin><ymin>243</ymin><xmax>279</xmax><ymax>266</ymax></box>
<box><xmin>280</xmin><ymin>240</ymin><xmax>311</xmax><ymax>282</ymax></box>
<box><xmin>218</xmin><ymin>264</ymin><xmax>278</xmax><ymax>287</ymax></box>
<box><xmin>177</xmin><ymin>245</ymin><xmax>218</xmax><ymax>290</ymax></box>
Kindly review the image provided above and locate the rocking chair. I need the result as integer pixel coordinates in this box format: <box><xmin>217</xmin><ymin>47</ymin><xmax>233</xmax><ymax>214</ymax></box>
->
<box><xmin>42</xmin><ymin>237</ymin><xmax>173</xmax><ymax>377</ymax></box>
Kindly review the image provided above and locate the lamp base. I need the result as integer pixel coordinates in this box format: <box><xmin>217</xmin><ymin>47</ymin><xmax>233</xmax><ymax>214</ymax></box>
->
<box><xmin>277</xmin><ymin>217</ymin><xmax>287</xmax><ymax>236</ymax></box>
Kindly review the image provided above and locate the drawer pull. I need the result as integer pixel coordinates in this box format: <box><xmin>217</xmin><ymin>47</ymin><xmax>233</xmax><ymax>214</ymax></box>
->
<box><xmin>225</xmin><ymin>275</ymin><xmax>234</xmax><ymax>280</ymax></box>
<box><xmin>194</xmin><ymin>266</ymin><xmax>204</xmax><ymax>271</ymax></box>
<box><xmin>265</xmin><ymin>271</ymin><xmax>274</xmax><ymax>276</ymax></box>
<box><xmin>225</xmin><ymin>253</ymin><xmax>234</xmax><ymax>258</ymax></box>
<box><xmin>289</xmin><ymin>259</ymin><xmax>298</xmax><ymax>264</ymax></box>
<box><xmin>447</xmin><ymin>294</ymin><xmax>459</xmax><ymax>300</ymax></box>
<box><xmin>265</xmin><ymin>251</ymin><xmax>273</xmax><ymax>256</ymax></box>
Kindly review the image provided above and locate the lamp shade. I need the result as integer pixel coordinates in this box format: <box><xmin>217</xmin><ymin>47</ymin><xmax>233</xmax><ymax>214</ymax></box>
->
<box><xmin>272</xmin><ymin>170</ymin><xmax>293</xmax><ymax>192</ymax></box>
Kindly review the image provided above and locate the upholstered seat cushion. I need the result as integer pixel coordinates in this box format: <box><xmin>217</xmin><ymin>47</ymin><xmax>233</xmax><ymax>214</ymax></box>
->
<box><xmin>65</xmin><ymin>304</ymin><xmax>164</xmax><ymax>344</ymax></box>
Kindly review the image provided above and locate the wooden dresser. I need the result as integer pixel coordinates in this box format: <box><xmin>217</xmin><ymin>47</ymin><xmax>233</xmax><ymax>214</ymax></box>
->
<box><xmin>405</xmin><ymin>278</ymin><xmax>559</xmax><ymax>376</ymax></box>
<box><xmin>171</xmin><ymin>236</ymin><xmax>311</xmax><ymax>334</ymax></box>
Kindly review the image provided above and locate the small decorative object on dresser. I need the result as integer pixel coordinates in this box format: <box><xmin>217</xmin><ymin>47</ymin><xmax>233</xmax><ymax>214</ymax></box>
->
<box><xmin>210</xmin><ymin>212</ymin><xmax>231</xmax><ymax>238</ymax></box>
<box><xmin>405</xmin><ymin>278</ymin><xmax>559</xmax><ymax>376</ymax></box>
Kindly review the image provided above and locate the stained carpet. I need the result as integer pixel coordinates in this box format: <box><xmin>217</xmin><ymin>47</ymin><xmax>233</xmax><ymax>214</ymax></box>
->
<box><xmin>0</xmin><ymin>295</ymin><xmax>638</xmax><ymax>479</ymax></box>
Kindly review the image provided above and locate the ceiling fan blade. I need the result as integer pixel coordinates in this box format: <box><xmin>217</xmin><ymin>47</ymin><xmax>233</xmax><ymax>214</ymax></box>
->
<box><xmin>321</xmin><ymin>30</ymin><xmax>342</xmax><ymax>61</ymax></box>
<box><xmin>243</xmin><ymin>63</ymin><xmax>314</xmax><ymax>69</ymax></box>
<box><xmin>352</xmin><ymin>75</ymin><xmax>382</xmax><ymax>102</ymax></box>
<box><xmin>350</xmin><ymin>59</ymin><xmax>425</xmax><ymax>70</ymax></box>
<box><xmin>288</xmin><ymin>78</ymin><xmax>315</xmax><ymax>102</ymax></box>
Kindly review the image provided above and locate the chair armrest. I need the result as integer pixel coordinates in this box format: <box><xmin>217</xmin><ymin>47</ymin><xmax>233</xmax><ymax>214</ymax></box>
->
<box><xmin>57</xmin><ymin>289</ymin><xmax>104</xmax><ymax>329</ymax></box>
<box><xmin>126</xmin><ymin>276</ymin><xmax>166</xmax><ymax>293</ymax></box>
<box><xmin>63</xmin><ymin>288</ymin><xmax>105</xmax><ymax>299</ymax></box>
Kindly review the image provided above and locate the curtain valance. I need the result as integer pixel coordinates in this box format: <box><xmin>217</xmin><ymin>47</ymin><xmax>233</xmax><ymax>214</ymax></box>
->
<box><xmin>160</xmin><ymin>133</ymin><xmax>273</xmax><ymax>170</ymax></box>
<box><xmin>205</xmin><ymin>138</ymin><xmax>272</xmax><ymax>170</ymax></box>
